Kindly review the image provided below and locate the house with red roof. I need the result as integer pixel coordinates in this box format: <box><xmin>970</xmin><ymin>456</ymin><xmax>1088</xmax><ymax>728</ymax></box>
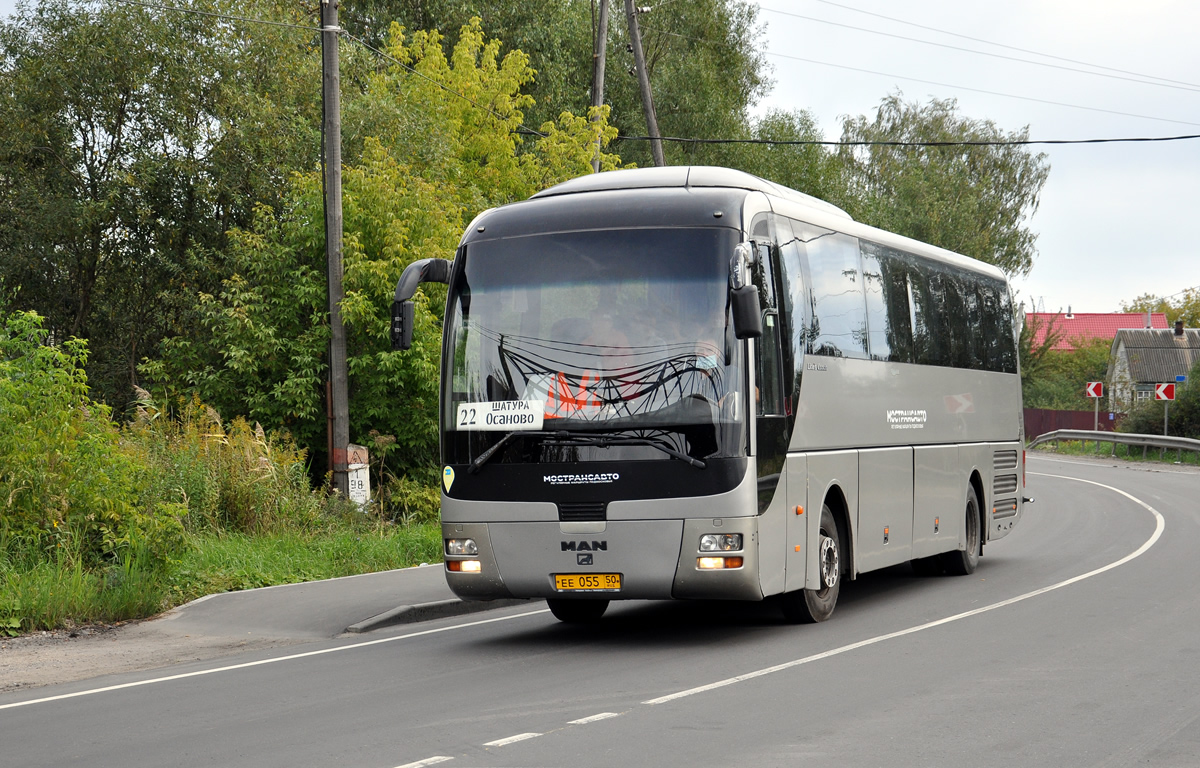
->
<box><xmin>1025</xmin><ymin>310</ymin><xmax>1169</xmax><ymax>352</ymax></box>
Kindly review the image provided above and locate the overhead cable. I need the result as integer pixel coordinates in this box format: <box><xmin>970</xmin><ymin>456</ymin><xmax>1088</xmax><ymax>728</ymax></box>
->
<box><xmin>756</xmin><ymin>5</ymin><xmax>1200</xmax><ymax>93</ymax></box>
<box><xmin>798</xmin><ymin>0</ymin><xmax>1200</xmax><ymax>90</ymax></box>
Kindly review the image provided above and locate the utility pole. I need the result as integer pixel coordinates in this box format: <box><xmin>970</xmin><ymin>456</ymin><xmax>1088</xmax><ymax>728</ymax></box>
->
<box><xmin>321</xmin><ymin>0</ymin><xmax>349</xmax><ymax>496</ymax></box>
<box><xmin>591</xmin><ymin>0</ymin><xmax>610</xmax><ymax>172</ymax></box>
<box><xmin>624</xmin><ymin>0</ymin><xmax>664</xmax><ymax>167</ymax></box>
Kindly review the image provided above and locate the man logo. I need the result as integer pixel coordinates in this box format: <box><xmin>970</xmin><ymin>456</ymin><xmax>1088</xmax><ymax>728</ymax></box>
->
<box><xmin>577</xmin><ymin>553</ymin><xmax>593</xmax><ymax>566</ymax></box>
<box><xmin>561</xmin><ymin>541</ymin><xmax>607</xmax><ymax>552</ymax></box>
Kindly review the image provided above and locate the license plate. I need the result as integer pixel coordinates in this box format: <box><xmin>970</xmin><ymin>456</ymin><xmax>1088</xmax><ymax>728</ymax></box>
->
<box><xmin>554</xmin><ymin>573</ymin><xmax>622</xmax><ymax>592</ymax></box>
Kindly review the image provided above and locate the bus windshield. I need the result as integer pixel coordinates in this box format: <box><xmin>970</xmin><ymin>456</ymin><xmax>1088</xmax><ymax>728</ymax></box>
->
<box><xmin>443</xmin><ymin>227</ymin><xmax>746</xmax><ymax>464</ymax></box>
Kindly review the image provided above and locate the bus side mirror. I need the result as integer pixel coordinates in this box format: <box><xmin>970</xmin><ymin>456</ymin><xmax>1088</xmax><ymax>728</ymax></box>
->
<box><xmin>391</xmin><ymin>300</ymin><xmax>415</xmax><ymax>351</ymax></box>
<box><xmin>731</xmin><ymin>286</ymin><xmax>762</xmax><ymax>339</ymax></box>
<box><xmin>391</xmin><ymin>257</ymin><xmax>453</xmax><ymax>352</ymax></box>
<box><xmin>730</xmin><ymin>243</ymin><xmax>762</xmax><ymax>339</ymax></box>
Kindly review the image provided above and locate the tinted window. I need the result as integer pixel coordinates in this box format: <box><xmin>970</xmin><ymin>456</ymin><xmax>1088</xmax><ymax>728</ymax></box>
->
<box><xmin>804</xmin><ymin>231</ymin><xmax>867</xmax><ymax>359</ymax></box>
<box><xmin>860</xmin><ymin>241</ymin><xmax>914</xmax><ymax>363</ymax></box>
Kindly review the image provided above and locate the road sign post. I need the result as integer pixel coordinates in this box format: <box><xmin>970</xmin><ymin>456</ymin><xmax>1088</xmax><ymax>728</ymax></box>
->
<box><xmin>1086</xmin><ymin>381</ymin><xmax>1103</xmax><ymax>430</ymax></box>
<box><xmin>1156</xmin><ymin>383</ymin><xmax>1176</xmax><ymax>436</ymax></box>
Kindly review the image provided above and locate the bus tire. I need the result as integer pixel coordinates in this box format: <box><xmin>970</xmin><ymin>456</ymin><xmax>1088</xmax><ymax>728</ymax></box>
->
<box><xmin>780</xmin><ymin>504</ymin><xmax>841</xmax><ymax>623</ymax></box>
<box><xmin>547</xmin><ymin>598</ymin><xmax>609</xmax><ymax>623</ymax></box>
<box><xmin>941</xmin><ymin>486</ymin><xmax>981</xmax><ymax>576</ymax></box>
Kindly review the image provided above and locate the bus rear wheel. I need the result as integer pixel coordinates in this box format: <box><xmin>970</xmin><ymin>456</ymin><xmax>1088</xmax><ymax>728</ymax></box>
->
<box><xmin>780</xmin><ymin>505</ymin><xmax>841</xmax><ymax>623</ymax></box>
<box><xmin>547</xmin><ymin>598</ymin><xmax>609</xmax><ymax>623</ymax></box>
<box><xmin>940</xmin><ymin>486</ymin><xmax>981</xmax><ymax>576</ymax></box>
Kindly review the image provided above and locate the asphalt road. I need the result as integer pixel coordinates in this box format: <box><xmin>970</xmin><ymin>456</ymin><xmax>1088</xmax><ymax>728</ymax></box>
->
<box><xmin>2</xmin><ymin>454</ymin><xmax>1198</xmax><ymax>768</ymax></box>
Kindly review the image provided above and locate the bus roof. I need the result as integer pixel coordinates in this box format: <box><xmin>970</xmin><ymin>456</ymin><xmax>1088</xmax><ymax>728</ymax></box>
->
<box><xmin>532</xmin><ymin>166</ymin><xmax>853</xmax><ymax>221</ymax></box>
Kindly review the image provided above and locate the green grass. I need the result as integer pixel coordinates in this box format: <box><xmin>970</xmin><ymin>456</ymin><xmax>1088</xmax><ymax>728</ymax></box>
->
<box><xmin>168</xmin><ymin>523</ymin><xmax>442</xmax><ymax>604</ymax></box>
<box><xmin>1</xmin><ymin>523</ymin><xmax>443</xmax><ymax>633</ymax></box>
<box><xmin>1033</xmin><ymin>439</ymin><xmax>1200</xmax><ymax>467</ymax></box>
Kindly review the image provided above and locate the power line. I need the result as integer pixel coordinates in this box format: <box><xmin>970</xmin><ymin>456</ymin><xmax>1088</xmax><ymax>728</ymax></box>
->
<box><xmin>598</xmin><ymin>132</ymin><xmax>1200</xmax><ymax>147</ymax></box>
<box><xmin>797</xmin><ymin>0</ymin><xmax>1200</xmax><ymax>91</ymax></box>
<box><xmin>765</xmin><ymin>47</ymin><xmax>1200</xmax><ymax>128</ymax></box>
<box><xmin>645</xmin><ymin>26</ymin><xmax>1200</xmax><ymax>129</ymax></box>
<box><xmin>756</xmin><ymin>5</ymin><xmax>1200</xmax><ymax>94</ymax></box>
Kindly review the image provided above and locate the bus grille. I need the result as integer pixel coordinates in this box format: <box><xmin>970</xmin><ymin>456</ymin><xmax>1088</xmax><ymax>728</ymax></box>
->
<box><xmin>993</xmin><ymin>450</ymin><xmax>1019</xmax><ymax>471</ymax></box>
<box><xmin>558</xmin><ymin>502</ymin><xmax>607</xmax><ymax>522</ymax></box>
<box><xmin>993</xmin><ymin>474</ymin><xmax>1019</xmax><ymax>496</ymax></box>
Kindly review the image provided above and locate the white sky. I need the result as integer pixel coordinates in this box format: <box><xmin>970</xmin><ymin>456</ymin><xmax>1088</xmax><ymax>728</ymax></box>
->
<box><xmin>3</xmin><ymin>0</ymin><xmax>1198</xmax><ymax>313</ymax></box>
<box><xmin>749</xmin><ymin>0</ymin><xmax>1200</xmax><ymax>313</ymax></box>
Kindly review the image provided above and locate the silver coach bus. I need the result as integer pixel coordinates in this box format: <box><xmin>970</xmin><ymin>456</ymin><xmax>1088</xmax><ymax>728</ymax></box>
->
<box><xmin>391</xmin><ymin>166</ymin><xmax>1027</xmax><ymax>624</ymax></box>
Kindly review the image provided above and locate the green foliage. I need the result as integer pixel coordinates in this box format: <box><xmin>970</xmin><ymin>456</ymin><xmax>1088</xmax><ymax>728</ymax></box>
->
<box><xmin>1018</xmin><ymin>311</ymin><xmax>1113</xmax><ymax>410</ymax></box>
<box><xmin>705</xmin><ymin>109</ymin><xmax>847</xmax><ymax>205</ymax></box>
<box><xmin>146</xmin><ymin>19</ymin><xmax>624</xmax><ymax>475</ymax></box>
<box><xmin>1121</xmin><ymin>288</ymin><xmax>1200</xmax><ymax>327</ymax></box>
<box><xmin>0</xmin><ymin>0</ymin><xmax>320</xmax><ymax>410</ymax></box>
<box><xmin>339</xmin><ymin>0</ymin><xmax>768</xmax><ymax>168</ymax></box>
<box><xmin>1</xmin><ymin>310</ymin><xmax>442</xmax><ymax>632</ymax></box>
<box><xmin>1119</xmin><ymin>359</ymin><xmax>1200</xmax><ymax>439</ymax></box>
<box><xmin>838</xmin><ymin>94</ymin><xmax>1050</xmax><ymax>277</ymax></box>
<box><xmin>0</xmin><ymin>311</ymin><xmax>178</xmax><ymax>570</ymax></box>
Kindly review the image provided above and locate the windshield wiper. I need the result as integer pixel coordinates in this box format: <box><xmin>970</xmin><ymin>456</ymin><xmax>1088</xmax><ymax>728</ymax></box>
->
<box><xmin>468</xmin><ymin>430</ymin><xmax>564</xmax><ymax>474</ymax></box>
<box><xmin>467</xmin><ymin>429</ymin><xmax>707</xmax><ymax>473</ymax></box>
<box><xmin>545</xmin><ymin>433</ymin><xmax>707</xmax><ymax>469</ymax></box>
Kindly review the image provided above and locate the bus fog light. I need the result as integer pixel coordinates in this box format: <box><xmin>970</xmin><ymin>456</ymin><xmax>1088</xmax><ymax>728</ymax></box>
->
<box><xmin>697</xmin><ymin>556</ymin><xmax>743</xmax><ymax>569</ymax></box>
<box><xmin>445</xmin><ymin>538</ymin><xmax>478</xmax><ymax>556</ymax></box>
<box><xmin>447</xmin><ymin>559</ymin><xmax>482</xmax><ymax>573</ymax></box>
<box><xmin>699</xmin><ymin>533</ymin><xmax>742</xmax><ymax>552</ymax></box>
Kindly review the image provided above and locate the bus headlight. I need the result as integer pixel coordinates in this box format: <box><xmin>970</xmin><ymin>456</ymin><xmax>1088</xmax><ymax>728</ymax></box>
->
<box><xmin>699</xmin><ymin>533</ymin><xmax>742</xmax><ymax>552</ymax></box>
<box><xmin>445</xmin><ymin>538</ymin><xmax>478</xmax><ymax>556</ymax></box>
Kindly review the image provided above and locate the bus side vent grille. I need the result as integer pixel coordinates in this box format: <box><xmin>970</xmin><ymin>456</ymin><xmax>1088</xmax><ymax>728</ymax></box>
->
<box><xmin>993</xmin><ymin>450</ymin><xmax>1019</xmax><ymax>471</ymax></box>
<box><xmin>558</xmin><ymin>502</ymin><xmax>607</xmax><ymax>522</ymax></box>
<box><xmin>993</xmin><ymin>474</ymin><xmax>1018</xmax><ymax>496</ymax></box>
<box><xmin>993</xmin><ymin>499</ymin><xmax>1019</xmax><ymax>519</ymax></box>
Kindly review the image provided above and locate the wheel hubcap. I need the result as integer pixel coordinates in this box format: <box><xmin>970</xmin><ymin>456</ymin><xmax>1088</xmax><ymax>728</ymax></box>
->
<box><xmin>819</xmin><ymin>534</ymin><xmax>839</xmax><ymax>589</ymax></box>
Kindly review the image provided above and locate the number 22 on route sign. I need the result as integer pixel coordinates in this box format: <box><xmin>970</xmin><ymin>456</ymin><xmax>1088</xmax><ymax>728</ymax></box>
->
<box><xmin>1156</xmin><ymin>383</ymin><xmax>1176</xmax><ymax>401</ymax></box>
<box><xmin>1085</xmin><ymin>382</ymin><xmax>1103</xmax><ymax>398</ymax></box>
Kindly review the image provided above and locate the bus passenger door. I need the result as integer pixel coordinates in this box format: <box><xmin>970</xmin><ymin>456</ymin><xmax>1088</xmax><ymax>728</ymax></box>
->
<box><xmin>857</xmin><ymin>447</ymin><xmax>914</xmax><ymax>572</ymax></box>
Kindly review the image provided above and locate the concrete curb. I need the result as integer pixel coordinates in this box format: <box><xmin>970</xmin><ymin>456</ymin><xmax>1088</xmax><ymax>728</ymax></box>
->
<box><xmin>343</xmin><ymin>598</ymin><xmax>538</xmax><ymax>634</ymax></box>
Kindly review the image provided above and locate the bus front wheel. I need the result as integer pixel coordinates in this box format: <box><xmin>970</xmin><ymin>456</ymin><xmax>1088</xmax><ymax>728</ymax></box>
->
<box><xmin>780</xmin><ymin>504</ymin><xmax>841</xmax><ymax>623</ymax></box>
<box><xmin>547</xmin><ymin>598</ymin><xmax>609</xmax><ymax>623</ymax></box>
<box><xmin>941</xmin><ymin>486</ymin><xmax>981</xmax><ymax>576</ymax></box>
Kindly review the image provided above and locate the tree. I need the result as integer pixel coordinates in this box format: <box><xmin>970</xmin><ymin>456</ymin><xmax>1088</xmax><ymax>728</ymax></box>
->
<box><xmin>0</xmin><ymin>0</ymin><xmax>320</xmax><ymax>409</ymax></box>
<box><xmin>337</xmin><ymin>0</ymin><xmax>770</xmax><ymax>169</ymax></box>
<box><xmin>707</xmin><ymin>108</ymin><xmax>847</xmax><ymax>206</ymax></box>
<box><xmin>1121</xmin><ymin>288</ymin><xmax>1200</xmax><ymax>327</ymax></box>
<box><xmin>145</xmin><ymin>20</ymin><xmax>623</xmax><ymax>476</ymax></box>
<box><xmin>838</xmin><ymin>93</ymin><xmax>1050</xmax><ymax>277</ymax></box>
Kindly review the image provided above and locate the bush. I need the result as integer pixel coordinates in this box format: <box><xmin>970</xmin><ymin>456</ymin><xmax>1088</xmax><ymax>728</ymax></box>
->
<box><xmin>0</xmin><ymin>311</ymin><xmax>182</xmax><ymax>571</ymax></box>
<box><xmin>1119</xmin><ymin>359</ymin><xmax>1200</xmax><ymax>438</ymax></box>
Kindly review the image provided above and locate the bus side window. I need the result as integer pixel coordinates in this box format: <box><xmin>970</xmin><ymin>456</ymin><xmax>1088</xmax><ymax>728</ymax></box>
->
<box><xmin>756</xmin><ymin>312</ymin><xmax>784</xmax><ymax>416</ymax></box>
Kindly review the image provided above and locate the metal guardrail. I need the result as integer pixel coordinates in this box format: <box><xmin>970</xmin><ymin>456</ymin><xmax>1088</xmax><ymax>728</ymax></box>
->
<box><xmin>1027</xmin><ymin>429</ymin><xmax>1200</xmax><ymax>461</ymax></box>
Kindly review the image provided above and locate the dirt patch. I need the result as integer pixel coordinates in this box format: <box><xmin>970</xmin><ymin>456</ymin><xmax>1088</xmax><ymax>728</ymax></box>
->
<box><xmin>0</xmin><ymin>620</ymin><xmax>296</xmax><ymax>694</ymax></box>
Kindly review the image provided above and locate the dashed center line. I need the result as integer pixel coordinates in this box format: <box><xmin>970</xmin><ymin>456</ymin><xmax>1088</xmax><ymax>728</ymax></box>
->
<box><xmin>484</xmin><ymin>732</ymin><xmax>542</xmax><ymax>747</ymax></box>
<box><xmin>568</xmin><ymin>712</ymin><xmax>622</xmax><ymax>724</ymax></box>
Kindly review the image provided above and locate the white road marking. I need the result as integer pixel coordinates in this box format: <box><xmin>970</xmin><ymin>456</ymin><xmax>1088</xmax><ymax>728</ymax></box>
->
<box><xmin>394</xmin><ymin>757</ymin><xmax>453</xmax><ymax>768</ymax></box>
<box><xmin>0</xmin><ymin>609</ymin><xmax>551</xmax><ymax>711</ymax></box>
<box><xmin>568</xmin><ymin>712</ymin><xmax>621</xmax><ymax>724</ymax></box>
<box><xmin>643</xmin><ymin>472</ymin><xmax>1164</xmax><ymax>706</ymax></box>
<box><xmin>483</xmin><ymin>733</ymin><xmax>542</xmax><ymax>747</ymax></box>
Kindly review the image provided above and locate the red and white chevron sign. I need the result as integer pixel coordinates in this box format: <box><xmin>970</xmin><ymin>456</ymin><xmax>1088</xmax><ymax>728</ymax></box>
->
<box><xmin>1155</xmin><ymin>383</ymin><xmax>1176</xmax><ymax>401</ymax></box>
<box><xmin>1085</xmin><ymin>382</ymin><xmax>1103</xmax><ymax>398</ymax></box>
